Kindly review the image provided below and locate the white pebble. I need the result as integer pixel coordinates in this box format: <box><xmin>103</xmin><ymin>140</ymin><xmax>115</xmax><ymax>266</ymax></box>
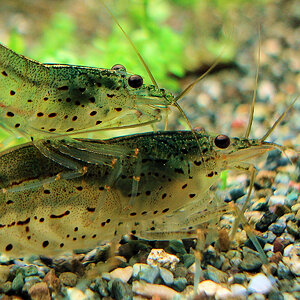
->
<box><xmin>197</xmin><ymin>280</ymin><xmax>219</xmax><ymax>297</ymax></box>
<box><xmin>109</xmin><ymin>266</ymin><xmax>133</xmax><ymax>283</ymax></box>
<box><xmin>147</xmin><ymin>249</ymin><xmax>179</xmax><ymax>269</ymax></box>
<box><xmin>248</xmin><ymin>274</ymin><xmax>272</xmax><ymax>294</ymax></box>
<box><xmin>269</xmin><ymin>195</ymin><xmax>285</xmax><ymax>206</ymax></box>
<box><xmin>231</xmin><ymin>283</ymin><xmax>247</xmax><ymax>296</ymax></box>
<box><xmin>215</xmin><ymin>287</ymin><xmax>232</xmax><ymax>299</ymax></box>
<box><xmin>283</xmin><ymin>244</ymin><xmax>294</xmax><ymax>257</ymax></box>
<box><xmin>132</xmin><ymin>281</ymin><xmax>178</xmax><ymax>299</ymax></box>
<box><xmin>67</xmin><ymin>287</ymin><xmax>87</xmax><ymax>300</ymax></box>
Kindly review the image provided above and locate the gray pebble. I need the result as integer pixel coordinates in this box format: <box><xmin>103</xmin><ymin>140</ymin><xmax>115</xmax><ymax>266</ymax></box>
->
<box><xmin>230</xmin><ymin>188</ymin><xmax>245</xmax><ymax>201</ymax></box>
<box><xmin>286</xmin><ymin>220</ymin><xmax>299</xmax><ymax>237</ymax></box>
<box><xmin>94</xmin><ymin>277</ymin><xmax>109</xmax><ymax>297</ymax></box>
<box><xmin>277</xmin><ymin>262</ymin><xmax>293</xmax><ymax>280</ymax></box>
<box><xmin>11</xmin><ymin>272</ymin><xmax>24</xmax><ymax>292</ymax></box>
<box><xmin>173</xmin><ymin>265</ymin><xmax>187</xmax><ymax>278</ymax></box>
<box><xmin>172</xmin><ymin>277</ymin><xmax>187</xmax><ymax>292</ymax></box>
<box><xmin>269</xmin><ymin>220</ymin><xmax>286</xmax><ymax>235</ymax></box>
<box><xmin>268</xmin><ymin>290</ymin><xmax>284</xmax><ymax>300</ymax></box>
<box><xmin>204</xmin><ymin>265</ymin><xmax>228</xmax><ymax>283</ymax></box>
<box><xmin>111</xmin><ymin>278</ymin><xmax>133</xmax><ymax>300</ymax></box>
<box><xmin>169</xmin><ymin>240</ymin><xmax>187</xmax><ymax>255</ymax></box>
<box><xmin>263</xmin><ymin>231</ymin><xmax>277</xmax><ymax>243</ymax></box>
<box><xmin>136</xmin><ymin>265</ymin><xmax>159</xmax><ymax>284</ymax></box>
<box><xmin>159</xmin><ymin>267</ymin><xmax>174</xmax><ymax>285</ymax></box>
<box><xmin>233</xmin><ymin>273</ymin><xmax>246</xmax><ymax>284</ymax></box>
<box><xmin>23</xmin><ymin>265</ymin><xmax>38</xmax><ymax>277</ymax></box>
<box><xmin>182</xmin><ymin>254</ymin><xmax>195</xmax><ymax>268</ymax></box>
<box><xmin>240</xmin><ymin>252</ymin><xmax>262</xmax><ymax>271</ymax></box>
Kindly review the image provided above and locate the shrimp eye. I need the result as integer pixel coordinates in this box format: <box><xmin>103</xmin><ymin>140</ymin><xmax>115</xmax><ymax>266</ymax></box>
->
<box><xmin>214</xmin><ymin>135</ymin><xmax>230</xmax><ymax>149</ymax></box>
<box><xmin>128</xmin><ymin>75</ymin><xmax>143</xmax><ymax>88</ymax></box>
<box><xmin>111</xmin><ymin>64</ymin><xmax>126</xmax><ymax>72</ymax></box>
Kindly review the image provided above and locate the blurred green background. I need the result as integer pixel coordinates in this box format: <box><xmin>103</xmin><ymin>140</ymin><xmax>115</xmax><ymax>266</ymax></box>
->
<box><xmin>0</xmin><ymin>0</ymin><xmax>299</xmax><ymax>148</ymax></box>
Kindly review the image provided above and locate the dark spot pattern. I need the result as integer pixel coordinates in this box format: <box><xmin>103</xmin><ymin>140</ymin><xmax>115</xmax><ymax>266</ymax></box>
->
<box><xmin>50</xmin><ymin>210</ymin><xmax>70</xmax><ymax>219</ymax></box>
<box><xmin>58</xmin><ymin>86</ymin><xmax>69</xmax><ymax>90</ymax></box>
<box><xmin>42</xmin><ymin>241</ymin><xmax>49</xmax><ymax>248</ymax></box>
<box><xmin>5</xmin><ymin>244</ymin><xmax>13</xmax><ymax>251</ymax></box>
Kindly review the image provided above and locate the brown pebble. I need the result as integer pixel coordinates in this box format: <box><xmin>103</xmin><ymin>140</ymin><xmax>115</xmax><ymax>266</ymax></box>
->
<box><xmin>43</xmin><ymin>269</ymin><xmax>60</xmax><ymax>293</ymax></box>
<box><xmin>273</xmin><ymin>237</ymin><xmax>284</xmax><ymax>253</ymax></box>
<box><xmin>28</xmin><ymin>282</ymin><xmax>51</xmax><ymax>300</ymax></box>
<box><xmin>269</xmin><ymin>251</ymin><xmax>282</xmax><ymax>264</ymax></box>
<box><xmin>58</xmin><ymin>272</ymin><xmax>77</xmax><ymax>287</ymax></box>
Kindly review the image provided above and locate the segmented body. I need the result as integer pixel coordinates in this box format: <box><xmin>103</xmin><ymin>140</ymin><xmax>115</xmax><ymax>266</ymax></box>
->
<box><xmin>0</xmin><ymin>131</ymin><xmax>272</xmax><ymax>257</ymax></box>
<box><xmin>0</xmin><ymin>43</ymin><xmax>173</xmax><ymax>138</ymax></box>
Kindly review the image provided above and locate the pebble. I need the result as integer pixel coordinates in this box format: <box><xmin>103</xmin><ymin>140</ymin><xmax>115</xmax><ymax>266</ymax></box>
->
<box><xmin>133</xmin><ymin>263</ymin><xmax>159</xmax><ymax>284</ymax></box>
<box><xmin>159</xmin><ymin>267</ymin><xmax>174</xmax><ymax>285</ymax></box>
<box><xmin>204</xmin><ymin>265</ymin><xmax>228</xmax><ymax>283</ymax></box>
<box><xmin>248</xmin><ymin>293</ymin><xmax>266</xmax><ymax>300</ymax></box>
<box><xmin>111</xmin><ymin>278</ymin><xmax>133</xmax><ymax>300</ymax></box>
<box><xmin>168</xmin><ymin>240</ymin><xmax>187</xmax><ymax>255</ymax></box>
<box><xmin>28</xmin><ymin>282</ymin><xmax>51</xmax><ymax>300</ymax></box>
<box><xmin>277</xmin><ymin>261</ymin><xmax>293</xmax><ymax>279</ymax></box>
<box><xmin>269</xmin><ymin>195</ymin><xmax>286</xmax><ymax>206</ymax></box>
<box><xmin>231</xmin><ymin>283</ymin><xmax>247</xmax><ymax>296</ymax></box>
<box><xmin>23</xmin><ymin>265</ymin><xmax>38</xmax><ymax>277</ymax></box>
<box><xmin>0</xmin><ymin>265</ymin><xmax>10</xmax><ymax>283</ymax></box>
<box><xmin>263</xmin><ymin>230</ymin><xmax>277</xmax><ymax>243</ymax></box>
<box><xmin>93</xmin><ymin>277</ymin><xmax>109</xmax><ymax>297</ymax></box>
<box><xmin>233</xmin><ymin>273</ymin><xmax>246</xmax><ymax>284</ymax></box>
<box><xmin>286</xmin><ymin>220</ymin><xmax>299</xmax><ymax>237</ymax></box>
<box><xmin>182</xmin><ymin>254</ymin><xmax>195</xmax><ymax>268</ymax></box>
<box><xmin>109</xmin><ymin>266</ymin><xmax>133</xmax><ymax>283</ymax></box>
<box><xmin>269</xmin><ymin>220</ymin><xmax>286</xmax><ymax>235</ymax></box>
<box><xmin>197</xmin><ymin>280</ymin><xmax>219</xmax><ymax>297</ymax></box>
<box><xmin>248</xmin><ymin>273</ymin><xmax>273</xmax><ymax>294</ymax></box>
<box><xmin>12</xmin><ymin>272</ymin><xmax>24</xmax><ymax>292</ymax></box>
<box><xmin>147</xmin><ymin>249</ymin><xmax>179</xmax><ymax>269</ymax></box>
<box><xmin>59</xmin><ymin>272</ymin><xmax>77</xmax><ymax>287</ymax></box>
<box><xmin>43</xmin><ymin>269</ymin><xmax>60</xmax><ymax>294</ymax></box>
<box><xmin>0</xmin><ymin>281</ymin><xmax>11</xmax><ymax>294</ymax></box>
<box><xmin>66</xmin><ymin>287</ymin><xmax>87</xmax><ymax>300</ymax></box>
<box><xmin>251</xmin><ymin>197</ymin><xmax>268</xmax><ymax>211</ymax></box>
<box><xmin>215</xmin><ymin>286</ymin><xmax>232</xmax><ymax>299</ymax></box>
<box><xmin>172</xmin><ymin>277</ymin><xmax>187</xmax><ymax>292</ymax></box>
<box><xmin>240</xmin><ymin>251</ymin><xmax>262</xmax><ymax>271</ymax></box>
<box><xmin>132</xmin><ymin>280</ymin><xmax>179</xmax><ymax>299</ymax></box>
<box><xmin>256</xmin><ymin>211</ymin><xmax>277</xmax><ymax>232</ymax></box>
<box><xmin>283</xmin><ymin>244</ymin><xmax>294</xmax><ymax>257</ymax></box>
<box><xmin>22</xmin><ymin>276</ymin><xmax>42</xmax><ymax>293</ymax></box>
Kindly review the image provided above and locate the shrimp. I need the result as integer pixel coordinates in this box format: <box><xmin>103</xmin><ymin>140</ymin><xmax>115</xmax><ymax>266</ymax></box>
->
<box><xmin>0</xmin><ymin>42</ymin><xmax>172</xmax><ymax>137</ymax></box>
<box><xmin>0</xmin><ymin>119</ymin><xmax>292</xmax><ymax>257</ymax></box>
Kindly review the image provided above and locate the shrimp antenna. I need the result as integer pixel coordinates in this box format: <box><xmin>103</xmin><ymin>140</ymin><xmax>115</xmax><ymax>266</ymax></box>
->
<box><xmin>99</xmin><ymin>1</ymin><xmax>202</xmax><ymax>151</ymax></box>
<box><xmin>100</xmin><ymin>0</ymin><xmax>159</xmax><ymax>89</ymax></box>
<box><xmin>174</xmin><ymin>51</ymin><xmax>223</xmax><ymax>103</ymax></box>
<box><xmin>245</xmin><ymin>25</ymin><xmax>261</xmax><ymax>139</ymax></box>
<box><xmin>260</xmin><ymin>96</ymin><xmax>298</xmax><ymax>142</ymax></box>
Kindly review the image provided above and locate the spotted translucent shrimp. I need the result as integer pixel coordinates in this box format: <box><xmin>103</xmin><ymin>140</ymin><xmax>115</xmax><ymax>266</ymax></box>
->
<box><xmin>0</xmin><ymin>117</ymin><xmax>291</xmax><ymax>257</ymax></box>
<box><xmin>0</xmin><ymin>42</ymin><xmax>174</xmax><ymax>137</ymax></box>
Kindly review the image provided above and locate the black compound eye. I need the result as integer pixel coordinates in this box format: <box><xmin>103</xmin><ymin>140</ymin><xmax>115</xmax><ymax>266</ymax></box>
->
<box><xmin>214</xmin><ymin>134</ymin><xmax>230</xmax><ymax>149</ymax></box>
<box><xmin>128</xmin><ymin>75</ymin><xmax>143</xmax><ymax>88</ymax></box>
<box><xmin>111</xmin><ymin>64</ymin><xmax>126</xmax><ymax>72</ymax></box>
